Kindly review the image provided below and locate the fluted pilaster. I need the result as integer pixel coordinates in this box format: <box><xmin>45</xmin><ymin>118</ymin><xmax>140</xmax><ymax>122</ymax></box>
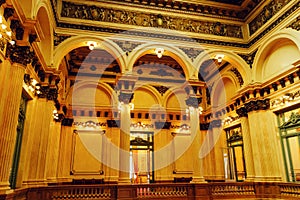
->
<box><xmin>240</xmin><ymin>117</ymin><xmax>255</xmax><ymax>181</ymax></box>
<box><xmin>0</xmin><ymin>62</ymin><xmax>26</xmax><ymax>193</ymax></box>
<box><xmin>46</xmin><ymin>121</ymin><xmax>62</xmax><ymax>183</ymax></box>
<box><xmin>189</xmin><ymin>107</ymin><xmax>205</xmax><ymax>183</ymax></box>
<box><xmin>118</xmin><ymin>103</ymin><xmax>131</xmax><ymax>183</ymax></box>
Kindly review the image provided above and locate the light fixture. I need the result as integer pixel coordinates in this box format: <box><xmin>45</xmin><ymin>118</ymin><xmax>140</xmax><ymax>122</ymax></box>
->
<box><xmin>86</xmin><ymin>41</ymin><xmax>97</xmax><ymax>50</ymax></box>
<box><xmin>186</xmin><ymin>106</ymin><xmax>203</xmax><ymax>115</ymax></box>
<box><xmin>215</xmin><ymin>54</ymin><xmax>224</xmax><ymax>63</ymax></box>
<box><xmin>129</xmin><ymin>102</ymin><xmax>134</xmax><ymax>111</ymax></box>
<box><xmin>0</xmin><ymin>15</ymin><xmax>15</xmax><ymax>46</ymax></box>
<box><xmin>155</xmin><ymin>48</ymin><xmax>164</xmax><ymax>58</ymax></box>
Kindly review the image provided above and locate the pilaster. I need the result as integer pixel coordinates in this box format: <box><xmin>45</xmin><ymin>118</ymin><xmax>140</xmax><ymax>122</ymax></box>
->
<box><xmin>244</xmin><ymin>99</ymin><xmax>282</xmax><ymax>182</ymax></box>
<box><xmin>186</xmin><ymin>95</ymin><xmax>205</xmax><ymax>183</ymax></box>
<box><xmin>236</xmin><ymin>107</ymin><xmax>255</xmax><ymax>182</ymax></box>
<box><xmin>0</xmin><ymin>44</ymin><xmax>33</xmax><ymax>193</ymax></box>
<box><xmin>117</xmin><ymin>78</ymin><xmax>136</xmax><ymax>184</ymax></box>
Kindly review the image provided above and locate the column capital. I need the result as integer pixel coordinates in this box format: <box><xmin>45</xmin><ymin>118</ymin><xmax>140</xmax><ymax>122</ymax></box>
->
<box><xmin>244</xmin><ymin>99</ymin><xmax>270</xmax><ymax>112</ymax></box>
<box><xmin>118</xmin><ymin>92</ymin><xmax>133</xmax><ymax>104</ymax></box>
<box><xmin>185</xmin><ymin>96</ymin><xmax>201</xmax><ymax>108</ymax></box>
<box><xmin>6</xmin><ymin>44</ymin><xmax>34</xmax><ymax>67</ymax></box>
<box><xmin>236</xmin><ymin>107</ymin><xmax>248</xmax><ymax>118</ymax></box>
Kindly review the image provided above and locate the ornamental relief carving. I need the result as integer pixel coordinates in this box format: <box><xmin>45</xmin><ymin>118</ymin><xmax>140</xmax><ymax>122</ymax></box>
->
<box><xmin>61</xmin><ymin>1</ymin><xmax>243</xmax><ymax>38</ymax></box>
<box><xmin>249</xmin><ymin>0</ymin><xmax>290</xmax><ymax>35</ymax></box>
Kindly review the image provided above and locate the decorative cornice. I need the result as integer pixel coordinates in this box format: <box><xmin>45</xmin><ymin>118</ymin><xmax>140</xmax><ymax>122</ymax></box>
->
<box><xmin>236</xmin><ymin>107</ymin><xmax>248</xmax><ymax>118</ymax></box>
<box><xmin>6</xmin><ymin>44</ymin><xmax>35</xmax><ymax>66</ymax></box>
<box><xmin>61</xmin><ymin>1</ymin><xmax>243</xmax><ymax>39</ymax></box>
<box><xmin>249</xmin><ymin>0</ymin><xmax>290</xmax><ymax>35</ymax></box>
<box><xmin>244</xmin><ymin>99</ymin><xmax>270</xmax><ymax>112</ymax></box>
<box><xmin>49</xmin><ymin>1</ymin><xmax>299</xmax><ymax>50</ymax></box>
<box><xmin>103</xmin><ymin>0</ymin><xmax>258</xmax><ymax>20</ymax></box>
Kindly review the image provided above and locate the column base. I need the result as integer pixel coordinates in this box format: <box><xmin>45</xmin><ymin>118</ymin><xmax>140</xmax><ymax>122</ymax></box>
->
<box><xmin>254</xmin><ymin>176</ymin><xmax>282</xmax><ymax>182</ymax></box>
<box><xmin>190</xmin><ymin>176</ymin><xmax>206</xmax><ymax>183</ymax></box>
<box><xmin>118</xmin><ymin>177</ymin><xmax>131</xmax><ymax>184</ymax></box>
<box><xmin>245</xmin><ymin>176</ymin><xmax>255</xmax><ymax>182</ymax></box>
<box><xmin>0</xmin><ymin>182</ymin><xmax>12</xmax><ymax>194</ymax></box>
<box><xmin>22</xmin><ymin>179</ymin><xmax>48</xmax><ymax>187</ymax></box>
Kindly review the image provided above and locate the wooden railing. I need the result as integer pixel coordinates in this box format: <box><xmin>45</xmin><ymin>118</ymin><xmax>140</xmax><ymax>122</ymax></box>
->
<box><xmin>1</xmin><ymin>182</ymin><xmax>300</xmax><ymax>200</ymax></box>
<box><xmin>279</xmin><ymin>183</ymin><xmax>300</xmax><ymax>199</ymax></box>
<box><xmin>211</xmin><ymin>182</ymin><xmax>255</xmax><ymax>198</ymax></box>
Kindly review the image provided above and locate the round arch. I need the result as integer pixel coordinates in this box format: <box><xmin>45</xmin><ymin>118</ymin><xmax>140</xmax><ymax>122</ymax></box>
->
<box><xmin>253</xmin><ymin>28</ymin><xmax>300</xmax><ymax>82</ymax></box>
<box><xmin>163</xmin><ymin>86</ymin><xmax>188</xmax><ymax>110</ymax></box>
<box><xmin>131</xmin><ymin>85</ymin><xmax>162</xmax><ymax>110</ymax></box>
<box><xmin>35</xmin><ymin>4</ymin><xmax>53</xmax><ymax>66</ymax></box>
<box><xmin>210</xmin><ymin>75</ymin><xmax>237</xmax><ymax>109</ymax></box>
<box><xmin>194</xmin><ymin>49</ymin><xmax>251</xmax><ymax>86</ymax></box>
<box><xmin>66</xmin><ymin>80</ymin><xmax>117</xmax><ymax>107</ymax></box>
<box><xmin>127</xmin><ymin>43</ymin><xmax>194</xmax><ymax>80</ymax></box>
<box><xmin>53</xmin><ymin>36</ymin><xmax>126</xmax><ymax>72</ymax></box>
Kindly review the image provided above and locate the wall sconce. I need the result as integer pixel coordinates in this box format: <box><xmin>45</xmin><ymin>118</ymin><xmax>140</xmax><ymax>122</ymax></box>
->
<box><xmin>0</xmin><ymin>15</ymin><xmax>15</xmax><ymax>45</ymax></box>
<box><xmin>86</xmin><ymin>41</ymin><xmax>97</xmax><ymax>50</ymax></box>
<box><xmin>215</xmin><ymin>54</ymin><xmax>224</xmax><ymax>63</ymax></box>
<box><xmin>186</xmin><ymin>106</ymin><xmax>203</xmax><ymax>115</ymax></box>
<box><xmin>118</xmin><ymin>101</ymin><xmax>134</xmax><ymax>112</ymax></box>
<box><xmin>155</xmin><ymin>48</ymin><xmax>164</xmax><ymax>58</ymax></box>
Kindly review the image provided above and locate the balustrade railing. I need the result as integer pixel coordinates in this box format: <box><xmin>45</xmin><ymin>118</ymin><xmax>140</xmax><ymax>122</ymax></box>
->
<box><xmin>279</xmin><ymin>183</ymin><xmax>300</xmax><ymax>198</ymax></box>
<box><xmin>136</xmin><ymin>183</ymin><xmax>191</xmax><ymax>199</ymax></box>
<box><xmin>1</xmin><ymin>182</ymin><xmax>300</xmax><ymax>200</ymax></box>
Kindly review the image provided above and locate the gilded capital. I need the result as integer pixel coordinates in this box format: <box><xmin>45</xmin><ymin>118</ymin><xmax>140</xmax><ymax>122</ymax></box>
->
<box><xmin>6</xmin><ymin>44</ymin><xmax>34</xmax><ymax>67</ymax></box>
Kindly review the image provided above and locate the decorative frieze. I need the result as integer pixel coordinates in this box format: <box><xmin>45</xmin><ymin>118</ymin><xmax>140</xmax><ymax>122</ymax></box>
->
<box><xmin>249</xmin><ymin>0</ymin><xmax>290</xmax><ymax>35</ymax></box>
<box><xmin>61</xmin><ymin>1</ymin><xmax>243</xmax><ymax>38</ymax></box>
<box><xmin>236</xmin><ymin>107</ymin><xmax>248</xmax><ymax>118</ymax></box>
<box><xmin>104</xmin><ymin>0</ymin><xmax>259</xmax><ymax>20</ymax></box>
<box><xmin>288</xmin><ymin>16</ymin><xmax>300</xmax><ymax>31</ymax></box>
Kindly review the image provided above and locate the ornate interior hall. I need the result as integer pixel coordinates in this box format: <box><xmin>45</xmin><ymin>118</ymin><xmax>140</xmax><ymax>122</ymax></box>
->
<box><xmin>0</xmin><ymin>0</ymin><xmax>300</xmax><ymax>199</ymax></box>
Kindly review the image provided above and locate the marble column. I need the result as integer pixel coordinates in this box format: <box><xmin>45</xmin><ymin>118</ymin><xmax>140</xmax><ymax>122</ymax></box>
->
<box><xmin>57</xmin><ymin>122</ymin><xmax>73</xmax><ymax>183</ymax></box>
<box><xmin>246</xmin><ymin>99</ymin><xmax>282</xmax><ymax>182</ymax></box>
<box><xmin>20</xmin><ymin>99</ymin><xmax>54</xmax><ymax>186</ymax></box>
<box><xmin>236</xmin><ymin>107</ymin><xmax>255</xmax><ymax>182</ymax></box>
<box><xmin>0</xmin><ymin>61</ymin><xmax>27</xmax><ymax>193</ymax></box>
<box><xmin>118</xmin><ymin>99</ymin><xmax>131</xmax><ymax>183</ymax></box>
<box><xmin>46</xmin><ymin>120</ymin><xmax>62</xmax><ymax>183</ymax></box>
<box><xmin>211</xmin><ymin>125</ymin><xmax>226</xmax><ymax>181</ymax></box>
<box><xmin>185</xmin><ymin>96</ymin><xmax>205</xmax><ymax>183</ymax></box>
